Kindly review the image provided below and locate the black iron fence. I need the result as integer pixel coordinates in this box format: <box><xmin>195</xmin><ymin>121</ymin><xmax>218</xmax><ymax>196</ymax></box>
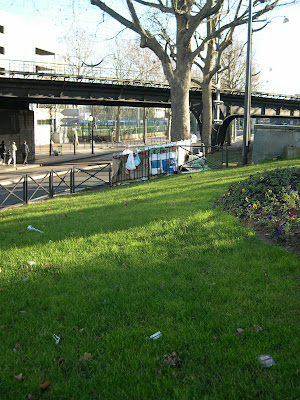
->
<box><xmin>112</xmin><ymin>145</ymin><xmax>179</xmax><ymax>185</ymax></box>
<box><xmin>180</xmin><ymin>144</ymin><xmax>242</xmax><ymax>170</ymax></box>
<box><xmin>111</xmin><ymin>144</ymin><xmax>241</xmax><ymax>184</ymax></box>
<box><xmin>0</xmin><ymin>163</ymin><xmax>111</xmax><ymax>210</ymax></box>
<box><xmin>0</xmin><ymin>144</ymin><xmax>241</xmax><ymax>210</ymax></box>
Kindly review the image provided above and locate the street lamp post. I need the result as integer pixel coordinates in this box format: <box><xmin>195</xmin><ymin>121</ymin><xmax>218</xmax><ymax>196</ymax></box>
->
<box><xmin>242</xmin><ymin>0</ymin><xmax>253</xmax><ymax>166</ymax></box>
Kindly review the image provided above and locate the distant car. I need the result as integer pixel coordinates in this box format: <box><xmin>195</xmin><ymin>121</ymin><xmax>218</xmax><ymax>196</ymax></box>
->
<box><xmin>191</xmin><ymin>134</ymin><xmax>198</xmax><ymax>144</ymax></box>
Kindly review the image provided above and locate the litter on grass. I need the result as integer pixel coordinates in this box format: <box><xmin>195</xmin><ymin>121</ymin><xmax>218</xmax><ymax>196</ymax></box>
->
<box><xmin>147</xmin><ymin>331</ymin><xmax>162</xmax><ymax>340</ymax></box>
<box><xmin>21</xmin><ymin>277</ymin><xmax>29</xmax><ymax>282</ymax></box>
<box><xmin>53</xmin><ymin>334</ymin><xmax>61</xmax><ymax>345</ymax></box>
<box><xmin>257</xmin><ymin>354</ymin><xmax>276</xmax><ymax>367</ymax></box>
<box><xmin>28</xmin><ymin>261</ymin><xmax>36</xmax><ymax>266</ymax></box>
<box><xmin>27</xmin><ymin>225</ymin><xmax>44</xmax><ymax>233</ymax></box>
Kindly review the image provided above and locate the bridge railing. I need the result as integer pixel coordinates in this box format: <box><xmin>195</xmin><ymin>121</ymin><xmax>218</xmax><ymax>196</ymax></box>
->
<box><xmin>0</xmin><ymin>58</ymin><xmax>299</xmax><ymax>99</ymax></box>
<box><xmin>0</xmin><ymin>58</ymin><xmax>170</xmax><ymax>87</ymax></box>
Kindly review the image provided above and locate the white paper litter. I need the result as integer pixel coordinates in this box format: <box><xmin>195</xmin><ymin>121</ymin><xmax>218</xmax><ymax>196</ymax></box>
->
<box><xmin>257</xmin><ymin>354</ymin><xmax>276</xmax><ymax>367</ymax></box>
<box><xmin>27</xmin><ymin>225</ymin><xmax>44</xmax><ymax>233</ymax></box>
<box><xmin>53</xmin><ymin>334</ymin><xmax>61</xmax><ymax>345</ymax></box>
<box><xmin>149</xmin><ymin>331</ymin><xmax>162</xmax><ymax>340</ymax></box>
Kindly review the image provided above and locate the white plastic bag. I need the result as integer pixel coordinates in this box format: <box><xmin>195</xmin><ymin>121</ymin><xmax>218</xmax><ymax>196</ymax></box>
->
<box><xmin>126</xmin><ymin>152</ymin><xmax>136</xmax><ymax>170</ymax></box>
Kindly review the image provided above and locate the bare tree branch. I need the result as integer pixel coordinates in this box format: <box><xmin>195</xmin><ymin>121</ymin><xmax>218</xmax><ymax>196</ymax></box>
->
<box><xmin>132</xmin><ymin>0</ymin><xmax>174</xmax><ymax>13</ymax></box>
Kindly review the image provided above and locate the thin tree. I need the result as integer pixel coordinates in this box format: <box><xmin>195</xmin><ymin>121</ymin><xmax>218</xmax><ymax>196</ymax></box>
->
<box><xmin>59</xmin><ymin>25</ymin><xmax>102</xmax><ymax>76</ymax></box>
<box><xmin>110</xmin><ymin>37</ymin><xmax>165</xmax><ymax>142</ymax></box>
<box><xmin>220</xmin><ymin>41</ymin><xmax>260</xmax><ymax>91</ymax></box>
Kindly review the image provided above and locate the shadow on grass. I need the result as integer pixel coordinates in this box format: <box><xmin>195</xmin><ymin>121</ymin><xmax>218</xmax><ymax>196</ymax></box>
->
<box><xmin>1</xmin><ymin>163</ymin><xmax>299</xmax><ymax>399</ymax></box>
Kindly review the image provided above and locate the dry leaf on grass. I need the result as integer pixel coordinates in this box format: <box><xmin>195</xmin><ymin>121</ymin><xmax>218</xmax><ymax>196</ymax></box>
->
<box><xmin>14</xmin><ymin>343</ymin><xmax>21</xmax><ymax>351</ymax></box>
<box><xmin>40</xmin><ymin>381</ymin><xmax>50</xmax><ymax>390</ymax></box>
<box><xmin>81</xmin><ymin>352</ymin><xmax>92</xmax><ymax>361</ymax></box>
<box><xmin>234</xmin><ymin>328</ymin><xmax>245</xmax><ymax>336</ymax></box>
<box><xmin>162</xmin><ymin>352</ymin><xmax>181</xmax><ymax>368</ymax></box>
<box><xmin>14</xmin><ymin>373</ymin><xmax>24</xmax><ymax>381</ymax></box>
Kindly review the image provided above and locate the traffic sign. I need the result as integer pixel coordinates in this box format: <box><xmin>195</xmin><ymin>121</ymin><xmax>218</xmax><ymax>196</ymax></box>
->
<box><xmin>60</xmin><ymin>109</ymin><xmax>79</xmax><ymax>117</ymax></box>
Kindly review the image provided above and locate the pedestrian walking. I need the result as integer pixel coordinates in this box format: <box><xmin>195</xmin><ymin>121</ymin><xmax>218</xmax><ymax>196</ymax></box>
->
<box><xmin>7</xmin><ymin>141</ymin><xmax>18</xmax><ymax>167</ymax></box>
<box><xmin>21</xmin><ymin>140</ymin><xmax>30</xmax><ymax>166</ymax></box>
<box><xmin>0</xmin><ymin>140</ymin><xmax>6</xmax><ymax>165</ymax></box>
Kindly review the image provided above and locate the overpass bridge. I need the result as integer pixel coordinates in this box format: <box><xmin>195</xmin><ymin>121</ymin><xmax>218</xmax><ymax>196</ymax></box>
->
<box><xmin>0</xmin><ymin>59</ymin><xmax>299</xmax><ymax>154</ymax></box>
<box><xmin>0</xmin><ymin>59</ymin><xmax>299</xmax><ymax>117</ymax></box>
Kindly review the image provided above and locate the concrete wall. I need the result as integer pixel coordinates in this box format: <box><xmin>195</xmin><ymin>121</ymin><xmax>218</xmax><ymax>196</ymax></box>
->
<box><xmin>252</xmin><ymin>124</ymin><xmax>300</xmax><ymax>164</ymax></box>
<box><xmin>0</xmin><ymin>109</ymin><xmax>35</xmax><ymax>163</ymax></box>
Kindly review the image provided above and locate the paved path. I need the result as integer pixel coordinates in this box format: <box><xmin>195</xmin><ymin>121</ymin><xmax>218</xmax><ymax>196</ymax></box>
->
<box><xmin>0</xmin><ymin>140</ymin><xmax>151</xmax><ymax>184</ymax></box>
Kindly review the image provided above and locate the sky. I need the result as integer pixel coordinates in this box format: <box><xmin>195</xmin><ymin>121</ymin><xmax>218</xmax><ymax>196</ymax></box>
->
<box><xmin>0</xmin><ymin>0</ymin><xmax>299</xmax><ymax>95</ymax></box>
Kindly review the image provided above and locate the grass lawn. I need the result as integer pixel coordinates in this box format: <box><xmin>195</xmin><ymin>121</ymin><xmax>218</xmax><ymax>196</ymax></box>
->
<box><xmin>0</xmin><ymin>158</ymin><xmax>299</xmax><ymax>400</ymax></box>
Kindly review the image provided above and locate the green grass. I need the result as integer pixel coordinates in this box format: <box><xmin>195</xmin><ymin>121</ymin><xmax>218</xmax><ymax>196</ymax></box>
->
<box><xmin>0</xmin><ymin>158</ymin><xmax>299</xmax><ymax>399</ymax></box>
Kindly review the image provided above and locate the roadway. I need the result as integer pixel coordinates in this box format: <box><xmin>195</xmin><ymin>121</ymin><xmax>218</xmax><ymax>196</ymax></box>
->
<box><xmin>0</xmin><ymin>138</ymin><xmax>166</xmax><ymax>209</ymax></box>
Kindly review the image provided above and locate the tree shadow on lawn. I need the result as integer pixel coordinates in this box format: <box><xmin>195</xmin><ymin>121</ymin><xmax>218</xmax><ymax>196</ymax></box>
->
<box><xmin>1</xmin><ymin>164</ymin><xmax>299</xmax><ymax>398</ymax></box>
<box><xmin>0</xmin><ymin>206</ymin><xmax>299</xmax><ymax>399</ymax></box>
<box><xmin>1</xmin><ymin>166</ymin><xmax>299</xmax><ymax>260</ymax></box>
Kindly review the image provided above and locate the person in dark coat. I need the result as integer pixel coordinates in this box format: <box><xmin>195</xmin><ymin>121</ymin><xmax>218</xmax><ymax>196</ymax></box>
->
<box><xmin>21</xmin><ymin>140</ymin><xmax>30</xmax><ymax>166</ymax></box>
<box><xmin>0</xmin><ymin>140</ymin><xmax>6</xmax><ymax>165</ymax></box>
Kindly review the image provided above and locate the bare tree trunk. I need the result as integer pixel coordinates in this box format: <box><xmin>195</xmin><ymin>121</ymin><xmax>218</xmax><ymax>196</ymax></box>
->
<box><xmin>116</xmin><ymin>105</ymin><xmax>121</xmax><ymax>143</ymax></box>
<box><xmin>201</xmin><ymin>79</ymin><xmax>213</xmax><ymax>148</ymax></box>
<box><xmin>166</xmin><ymin>109</ymin><xmax>171</xmax><ymax>142</ymax></box>
<box><xmin>169</xmin><ymin>71</ymin><xmax>191</xmax><ymax>142</ymax></box>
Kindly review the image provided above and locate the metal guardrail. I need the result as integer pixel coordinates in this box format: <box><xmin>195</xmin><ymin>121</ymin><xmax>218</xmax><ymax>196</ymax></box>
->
<box><xmin>0</xmin><ymin>145</ymin><xmax>241</xmax><ymax>209</ymax></box>
<box><xmin>178</xmin><ymin>144</ymin><xmax>241</xmax><ymax>170</ymax></box>
<box><xmin>0</xmin><ymin>163</ymin><xmax>112</xmax><ymax>210</ymax></box>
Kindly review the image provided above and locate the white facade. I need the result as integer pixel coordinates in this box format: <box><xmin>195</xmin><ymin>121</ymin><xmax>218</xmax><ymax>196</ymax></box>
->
<box><xmin>0</xmin><ymin>10</ymin><xmax>56</xmax><ymax>64</ymax></box>
<box><xmin>0</xmin><ymin>10</ymin><xmax>56</xmax><ymax>145</ymax></box>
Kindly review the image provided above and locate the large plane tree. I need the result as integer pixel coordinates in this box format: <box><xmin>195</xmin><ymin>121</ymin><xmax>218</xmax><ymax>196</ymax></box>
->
<box><xmin>90</xmin><ymin>1</ymin><xmax>286</xmax><ymax>146</ymax></box>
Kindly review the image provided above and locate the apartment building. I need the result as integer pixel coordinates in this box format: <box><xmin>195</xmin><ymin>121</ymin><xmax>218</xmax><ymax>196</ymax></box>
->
<box><xmin>0</xmin><ymin>10</ymin><xmax>57</xmax><ymax>145</ymax></box>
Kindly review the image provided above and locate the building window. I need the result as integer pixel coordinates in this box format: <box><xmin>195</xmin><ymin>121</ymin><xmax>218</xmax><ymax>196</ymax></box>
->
<box><xmin>35</xmin><ymin>47</ymin><xmax>55</xmax><ymax>56</ymax></box>
<box><xmin>0</xmin><ymin>25</ymin><xmax>4</xmax><ymax>34</ymax></box>
<box><xmin>37</xmin><ymin>119</ymin><xmax>51</xmax><ymax>125</ymax></box>
<box><xmin>0</xmin><ymin>47</ymin><xmax>4</xmax><ymax>55</ymax></box>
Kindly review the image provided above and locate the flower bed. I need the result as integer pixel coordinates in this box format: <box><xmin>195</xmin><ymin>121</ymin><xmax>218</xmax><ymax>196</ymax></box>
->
<box><xmin>215</xmin><ymin>167</ymin><xmax>300</xmax><ymax>256</ymax></box>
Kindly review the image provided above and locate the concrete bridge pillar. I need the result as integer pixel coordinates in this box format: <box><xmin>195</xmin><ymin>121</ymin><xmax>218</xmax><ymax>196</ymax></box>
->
<box><xmin>0</xmin><ymin>109</ymin><xmax>35</xmax><ymax>163</ymax></box>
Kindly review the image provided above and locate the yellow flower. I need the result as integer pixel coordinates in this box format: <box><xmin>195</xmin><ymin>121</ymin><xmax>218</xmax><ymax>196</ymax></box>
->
<box><xmin>242</xmin><ymin>188</ymin><xmax>245</xmax><ymax>192</ymax></box>
<box><xmin>260</xmin><ymin>177</ymin><xmax>264</xmax><ymax>181</ymax></box>
<box><xmin>253</xmin><ymin>204</ymin><xmax>258</xmax><ymax>209</ymax></box>
<box><xmin>245</xmin><ymin>197</ymin><xmax>248</xmax><ymax>202</ymax></box>
<box><xmin>268</xmin><ymin>190</ymin><xmax>272</xmax><ymax>193</ymax></box>
<box><xmin>227</xmin><ymin>192</ymin><xmax>230</xmax><ymax>196</ymax></box>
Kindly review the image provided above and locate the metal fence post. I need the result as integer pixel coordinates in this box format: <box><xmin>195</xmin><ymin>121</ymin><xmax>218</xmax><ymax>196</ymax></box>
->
<box><xmin>23</xmin><ymin>175</ymin><xmax>28</xmax><ymax>204</ymax></box>
<box><xmin>70</xmin><ymin>168</ymin><xmax>73</xmax><ymax>193</ymax></box>
<box><xmin>71</xmin><ymin>167</ymin><xmax>75</xmax><ymax>193</ymax></box>
<box><xmin>49</xmin><ymin>171</ymin><xmax>53</xmax><ymax>198</ymax></box>
<box><xmin>109</xmin><ymin>163</ymin><xmax>112</xmax><ymax>187</ymax></box>
<box><xmin>147</xmin><ymin>150</ymin><xmax>150</xmax><ymax>179</ymax></box>
<box><xmin>226</xmin><ymin>145</ymin><xmax>229</xmax><ymax>168</ymax></box>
